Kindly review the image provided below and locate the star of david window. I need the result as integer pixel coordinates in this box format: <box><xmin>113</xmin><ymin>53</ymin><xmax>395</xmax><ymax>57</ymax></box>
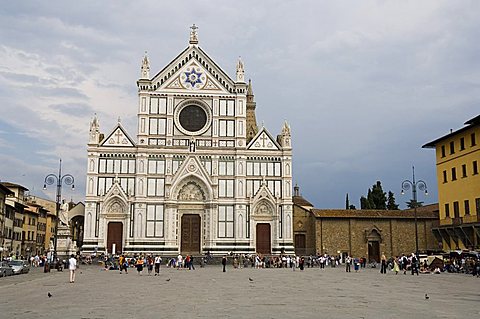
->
<box><xmin>182</xmin><ymin>67</ymin><xmax>205</xmax><ymax>90</ymax></box>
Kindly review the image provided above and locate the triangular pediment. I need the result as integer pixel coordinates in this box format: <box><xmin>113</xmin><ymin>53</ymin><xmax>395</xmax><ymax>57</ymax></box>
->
<box><xmin>100</xmin><ymin>123</ymin><xmax>136</xmax><ymax>147</ymax></box>
<box><xmin>251</xmin><ymin>183</ymin><xmax>277</xmax><ymax>216</ymax></box>
<box><xmin>247</xmin><ymin>127</ymin><xmax>280</xmax><ymax>151</ymax></box>
<box><xmin>170</xmin><ymin>155</ymin><xmax>214</xmax><ymax>200</ymax></box>
<box><xmin>152</xmin><ymin>46</ymin><xmax>236</xmax><ymax>94</ymax></box>
<box><xmin>102</xmin><ymin>179</ymin><xmax>129</xmax><ymax>216</ymax></box>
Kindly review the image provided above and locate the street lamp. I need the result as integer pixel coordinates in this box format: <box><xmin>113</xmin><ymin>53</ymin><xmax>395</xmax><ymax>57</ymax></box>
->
<box><xmin>401</xmin><ymin>166</ymin><xmax>428</xmax><ymax>257</ymax></box>
<box><xmin>43</xmin><ymin>159</ymin><xmax>74</xmax><ymax>266</ymax></box>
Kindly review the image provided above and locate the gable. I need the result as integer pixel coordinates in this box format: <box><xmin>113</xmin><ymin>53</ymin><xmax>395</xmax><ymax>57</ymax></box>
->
<box><xmin>100</xmin><ymin>124</ymin><xmax>136</xmax><ymax>147</ymax></box>
<box><xmin>247</xmin><ymin>128</ymin><xmax>280</xmax><ymax>151</ymax></box>
<box><xmin>152</xmin><ymin>46</ymin><xmax>236</xmax><ymax>94</ymax></box>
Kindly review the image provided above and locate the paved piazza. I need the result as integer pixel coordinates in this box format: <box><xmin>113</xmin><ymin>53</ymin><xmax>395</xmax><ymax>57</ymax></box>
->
<box><xmin>0</xmin><ymin>264</ymin><xmax>479</xmax><ymax>318</ymax></box>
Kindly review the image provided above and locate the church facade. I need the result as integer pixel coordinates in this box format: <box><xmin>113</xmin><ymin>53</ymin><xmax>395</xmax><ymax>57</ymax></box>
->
<box><xmin>82</xmin><ymin>26</ymin><xmax>294</xmax><ymax>256</ymax></box>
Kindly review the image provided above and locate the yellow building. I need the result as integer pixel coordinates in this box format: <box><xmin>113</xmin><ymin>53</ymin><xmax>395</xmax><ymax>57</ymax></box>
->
<box><xmin>22</xmin><ymin>207</ymin><xmax>37</xmax><ymax>258</ymax></box>
<box><xmin>423</xmin><ymin>114</ymin><xmax>480</xmax><ymax>250</ymax></box>
<box><xmin>28</xmin><ymin>196</ymin><xmax>57</xmax><ymax>253</ymax></box>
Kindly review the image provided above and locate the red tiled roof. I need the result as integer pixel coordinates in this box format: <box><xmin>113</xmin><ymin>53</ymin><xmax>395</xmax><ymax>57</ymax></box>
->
<box><xmin>293</xmin><ymin>196</ymin><xmax>314</xmax><ymax>207</ymax></box>
<box><xmin>311</xmin><ymin>204</ymin><xmax>438</xmax><ymax>219</ymax></box>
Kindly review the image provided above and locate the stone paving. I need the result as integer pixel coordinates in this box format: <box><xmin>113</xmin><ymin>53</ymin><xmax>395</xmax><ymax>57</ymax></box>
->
<box><xmin>0</xmin><ymin>263</ymin><xmax>479</xmax><ymax>319</ymax></box>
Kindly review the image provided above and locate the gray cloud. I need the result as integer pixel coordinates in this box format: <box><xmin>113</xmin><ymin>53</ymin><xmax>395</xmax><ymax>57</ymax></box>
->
<box><xmin>0</xmin><ymin>0</ymin><xmax>479</xmax><ymax>208</ymax></box>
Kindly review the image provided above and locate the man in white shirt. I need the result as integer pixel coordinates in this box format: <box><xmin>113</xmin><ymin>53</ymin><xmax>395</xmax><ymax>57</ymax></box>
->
<box><xmin>69</xmin><ymin>254</ymin><xmax>77</xmax><ymax>283</ymax></box>
<box><xmin>177</xmin><ymin>254</ymin><xmax>183</xmax><ymax>269</ymax></box>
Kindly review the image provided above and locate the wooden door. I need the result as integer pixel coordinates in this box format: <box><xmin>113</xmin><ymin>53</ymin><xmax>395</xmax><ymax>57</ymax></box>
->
<box><xmin>107</xmin><ymin>222</ymin><xmax>123</xmax><ymax>255</ymax></box>
<box><xmin>256</xmin><ymin>223</ymin><xmax>271</xmax><ymax>254</ymax></box>
<box><xmin>181</xmin><ymin>214</ymin><xmax>201</xmax><ymax>254</ymax></box>
<box><xmin>295</xmin><ymin>233</ymin><xmax>306</xmax><ymax>256</ymax></box>
<box><xmin>368</xmin><ymin>241</ymin><xmax>380</xmax><ymax>263</ymax></box>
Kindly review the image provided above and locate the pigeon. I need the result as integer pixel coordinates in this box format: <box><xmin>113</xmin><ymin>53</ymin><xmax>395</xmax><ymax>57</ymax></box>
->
<box><xmin>248</xmin><ymin>277</ymin><xmax>254</xmax><ymax>282</ymax></box>
<box><xmin>165</xmin><ymin>278</ymin><xmax>171</xmax><ymax>282</ymax></box>
<box><xmin>425</xmin><ymin>294</ymin><xmax>429</xmax><ymax>300</ymax></box>
<box><xmin>48</xmin><ymin>293</ymin><xmax>52</xmax><ymax>298</ymax></box>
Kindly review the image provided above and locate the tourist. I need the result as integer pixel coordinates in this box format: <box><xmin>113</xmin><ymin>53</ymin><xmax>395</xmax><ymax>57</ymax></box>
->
<box><xmin>136</xmin><ymin>255</ymin><xmax>144</xmax><ymax>275</ymax></box>
<box><xmin>68</xmin><ymin>254</ymin><xmax>77</xmax><ymax>283</ymax></box>
<box><xmin>147</xmin><ymin>255</ymin><xmax>154</xmax><ymax>275</ymax></box>
<box><xmin>222</xmin><ymin>255</ymin><xmax>227</xmax><ymax>272</ymax></box>
<box><xmin>380</xmin><ymin>253</ymin><xmax>387</xmax><ymax>274</ymax></box>
<box><xmin>177</xmin><ymin>254</ymin><xmax>183</xmax><ymax>269</ymax></box>
<box><xmin>354</xmin><ymin>257</ymin><xmax>360</xmax><ymax>272</ymax></box>
<box><xmin>154</xmin><ymin>255</ymin><xmax>162</xmax><ymax>275</ymax></box>
<box><xmin>411</xmin><ymin>253</ymin><xmax>419</xmax><ymax>276</ymax></box>
<box><xmin>118</xmin><ymin>255</ymin><xmax>125</xmax><ymax>274</ymax></box>
<box><xmin>401</xmin><ymin>254</ymin><xmax>408</xmax><ymax>274</ymax></box>
<box><xmin>122</xmin><ymin>255</ymin><xmax>128</xmax><ymax>274</ymax></box>
<box><xmin>345</xmin><ymin>255</ymin><xmax>352</xmax><ymax>272</ymax></box>
<box><xmin>393</xmin><ymin>257</ymin><xmax>400</xmax><ymax>274</ymax></box>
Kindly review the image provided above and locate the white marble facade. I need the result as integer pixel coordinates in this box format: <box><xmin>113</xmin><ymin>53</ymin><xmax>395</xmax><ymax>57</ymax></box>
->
<box><xmin>83</xmin><ymin>26</ymin><xmax>293</xmax><ymax>256</ymax></box>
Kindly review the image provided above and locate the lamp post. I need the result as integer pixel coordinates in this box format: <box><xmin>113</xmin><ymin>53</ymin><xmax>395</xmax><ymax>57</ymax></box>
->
<box><xmin>401</xmin><ymin>166</ymin><xmax>428</xmax><ymax>256</ymax></box>
<box><xmin>43</xmin><ymin>159</ymin><xmax>74</xmax><ymax>265</ymax></box>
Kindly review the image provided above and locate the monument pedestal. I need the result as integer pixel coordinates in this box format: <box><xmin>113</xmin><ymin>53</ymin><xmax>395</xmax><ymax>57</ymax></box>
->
<box><xmin>56</xmin><ymin>223</ymin><xmax>76</xmax><ymax>259</ymax></box>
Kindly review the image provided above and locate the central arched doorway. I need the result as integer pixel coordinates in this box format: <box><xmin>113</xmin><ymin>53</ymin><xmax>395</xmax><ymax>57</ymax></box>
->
<box><xmin>181</xmin><ymin>214</ymin><xmax>201</xmax><ymax>254</ymax></box>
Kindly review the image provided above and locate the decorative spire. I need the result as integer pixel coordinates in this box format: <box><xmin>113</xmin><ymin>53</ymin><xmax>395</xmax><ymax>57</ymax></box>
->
<box><xmin>236</xmin><ymin>57</ymin><xmax>245</xmax><ymax>82</ymax></box>
<box><xmin>189</xmin><ymin>24</ymin><xmax>199</xmax><ymax>44</ymax></box>
<box><xmin>282</xmin><ymin>120</ymin><xmax>291</xmax><ymax>136</ymax></box>
<box><xmin>90</xmin><ymin>113</ymin><xmax>99</xmax><ymax>131</ymax></box>
<box><xmin>140</xmin><ymin>51</ymin><xmax>150</xmax><ymax>79</ymax></box>
<box><xmin>89</xmin><ymin>113</ymin><xmax>100</xmax><ymax>145</ymax></box>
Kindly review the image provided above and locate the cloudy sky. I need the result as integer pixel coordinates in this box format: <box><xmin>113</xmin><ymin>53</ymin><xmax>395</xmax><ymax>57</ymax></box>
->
<box><xmin>0</xmin><ymin>1</ymin><xmax>479</xmax><ymax>208</ymax></box>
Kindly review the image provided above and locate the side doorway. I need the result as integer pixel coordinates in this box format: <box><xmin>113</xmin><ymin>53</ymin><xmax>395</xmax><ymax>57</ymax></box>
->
<box><xmin>107</xmin><ymin>222</ymin><xmax>123</xmax><ymax>255</ymax></box>
<box><xmin>256</xmin><ymin>223</ymin><xmax>271</xmax><ymax>255</ymax></box>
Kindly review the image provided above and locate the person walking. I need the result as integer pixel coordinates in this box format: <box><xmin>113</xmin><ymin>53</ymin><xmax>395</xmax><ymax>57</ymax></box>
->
<box><xmin>411</xmin><ymin>253</ymin><xmax>419</xmax><ymax>276</ymax></box>
<box><xmin>177</xmin><ymin>254</ymin><xmax>183</xmax><ymax>270</ymax></box>
<box><xmin>190</xmin><ymin>255</ymin><xmax>195</xmax><ymax>270</ymax></box>
<box><xmin>380</xmin><ymin>253</ymin><xmax>387</xmax><ymax>274</ymax></box>
<box><xmin>393</xmin><ymin>257</ymin><xmax>400</xmax><ymax>274</ymax></box>
<box><xmin>147</xmin><ymin>255</ymin><xmax>154</xmax><ymax>275</ymax></box>
<box><xmin>222</xmin><ymin>255</ymin><xmax>227</xmax><ymax>272</ymax></box>
<box><xmin>136</xmin><ymin>255</ymin><xmax>144</xmax><ymax>275</ymax></box>
<box><xmin>68</xmin><ymin>254</ymin><xmax>77</xmax><ymax>283</ymax></box>
<box><xmin>154</xmin><ymin>255</ymin><xmax>162</xmax><ymax>276</ymax></box>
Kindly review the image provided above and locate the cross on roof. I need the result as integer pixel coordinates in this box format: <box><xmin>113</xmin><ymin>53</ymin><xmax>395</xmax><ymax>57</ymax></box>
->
<box><xmin>189</xmin><ymin>24</ymin><xmax>199</xmax><ymax>44</ymax></box>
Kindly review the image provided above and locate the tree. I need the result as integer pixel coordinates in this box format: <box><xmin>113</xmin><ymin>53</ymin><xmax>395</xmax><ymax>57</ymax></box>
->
<box><xmin>360</xmin><ymin>181</ymin><xmax>390</xmax><ymax>210</ymax></box>
<box><xmin>360</xmin><ymin>196</ymin><xmax>371</xmax><ymax>209</ymax></box>
<box><xmin>386</xmin><ymin>191</ymin><xmax>399</xmax><ymax>210</ymax></box>
<box><xmin>349</xmin><ymin>204</ymin><xmax>356</xmax><ymax>210</ymax></box>
<box><xmin>345</xmin><ymin>193</ymin><xmax>350</xmax><ymax>210</ymax></box>
<box><xmin>406</xmin><ymin>199</ymin><xmax>423</xmax><ymax>209</ymax></box>
<box><xmin>370</xmin><ymin>181</ymin><xmax>387</xmax><ymax>210</ymax></box>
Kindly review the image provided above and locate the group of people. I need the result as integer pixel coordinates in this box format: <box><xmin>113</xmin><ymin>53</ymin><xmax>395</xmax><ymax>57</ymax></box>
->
<box><xmin>115</xmin><ymin>254</ymin><xmax>165</xmax><ymax>275</ymax></box>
